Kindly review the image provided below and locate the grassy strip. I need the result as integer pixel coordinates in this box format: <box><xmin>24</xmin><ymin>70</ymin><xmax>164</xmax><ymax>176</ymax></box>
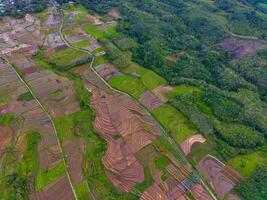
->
<box><xmin>0</xmin><ymin>113</ymin><xmax>15</xmax><ymax>126</ymax></box>
<box><xmin>109</xmin><ymin>74</ymin><xmax>146</xmax><ymax>99</ymax></box>
<box><xmin>35</xmin><ymin>162</ymin><xmax>66</xmax><ymax>191</ymax></box>
<box><xmin>17</xmin><ymin>91</ymin><xmax>34</xmax><ymax>101</ymax></box>
<box><xmin>152</xmin><ymin>104</ymin><xmax>196</xmax><ymax>144</ymax></box>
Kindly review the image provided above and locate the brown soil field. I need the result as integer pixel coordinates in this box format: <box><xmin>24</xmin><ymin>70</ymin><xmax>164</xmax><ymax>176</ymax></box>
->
<box><xmin>29</xmin><ymin>176</ymin><xmax>75</xmax><ymax>200</ymax></box>
<box><xmin>102</xmin><ymin>139</ymin><xmax>144</xmax><ymax>192</ymax></box>
<box><xmin>191</xmin><ymin>183</ymin><xmax>213</xmax><ymax>200</ymax></box>
<box><xmin>96</xmin><ymin>63</ymin><xmax>120</xmax><ymax>80</ymax></box>
<box><xmin>152</xmin><ymin>86</ymin><xmax>173</xmax><ymax>103</ymax></box>
<box><xmin>0</xmin><ymin>126</ymin><xmax>13</xmax><ymax>150</ymax></box>
<box><xmin>196</xmin><ymin>155</ymin><xmax>242</xmax><ymax>198</ymax></box>
<box><xmin>180</xmin><ymin>134</ymin><xmax>206</xmax><ymax>155</ymax></box>
<box><xmin>219</xmin><ymin>38</ymin><xmax>265</xmax><ymax>60</ymax></box>
<box><xmin>139</xmin><ymin>90</ymin><xmax>163</xmax><ymax>111</ymax></box>
<box><xmin>63</xmin><ymin>139</ymin><xmax>85</xmax><ymax>184</ymax></box>
<box><xmin>141</xmin><ymin>183</ymin><xmax>169</xmax><ymax>200</ymax></box>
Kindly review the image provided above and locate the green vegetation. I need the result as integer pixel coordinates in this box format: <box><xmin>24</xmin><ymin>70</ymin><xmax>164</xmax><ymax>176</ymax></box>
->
<box><xmin>15</xmin><ymin>132</ymin><xmax>41</xmax><ymax>177</ymax></box>
<box><xmin>229</xmin><ymin>145</ymin><xmax>267</xmax><ymax>177</ymax></box>
<box><xmin>17</xmin><ymin>92</ymin><xmax>34</xmax><ymax>102</ymax></box>
<box><xmin>109</xmin><ymin>74</ymin><xmax>146</xmax><ymax>98</ymax></box>
<box><xmin>0</xmin><ymin>113</ymin><xmax>15</xmax><ymax>126</ymax></box>
<box><xmin>0</xmin><ymin>95</ymin><xmax>9</xmax><ymax>106</ymax></box>
<box><xmin>124</xmin><ymin>65</ymin><xmax>167</xmax><ymax>90</ymax></box>
<box><xmin>0</xmin><ymin>131</ymin><xmax>41</xmax><ymax>199</ymax></box>
<box><xmin>94</xmin><ymin>55</ymin><xmax>108</xmax><ymax>66</ymax></box>
<box><xmin>50</xmin><ymin>48</ymin><xmax>88</xmax><ymax>67</ymax></box>
<box><xmin>35</xmin><ymin>162</ymin><xmax>65</xmax><ymax>191</ymax></box>
<box><xmin>75</xmin><ymin>181</ymin><xmax>92</xmax><ymax>200</ymax></box>
<box><xmin>49</xmin><ymin>89</ymin><xmax>62</xmax><ymax>97</ymax></box>
<box><xmin>165</xmin><ymin>85</ymin><xmax>201</xmax><ymax>100</ymax></box>
<box><xmin>135</xmin><ymin>166</ymin><xmax>153</xmax><ymax>192</ymax></box>
<box><xmin>154</xmin><ymin>156</ymin><xmax>170</xmax><ymax>171</ymax></box>
<box><xmin>235</xmin><ymin>166</ymin><xmax>267</xmax><ymax>200</ymax></box>
<box><xmin>73</xmin><ymin>40</ymin><xmax>91</xmax><ymax>48</ymax></box>
<box><xmin>84</xmin><ymin>24</ymin><xmax>119</xmax><ymax>40</ymax></box>
<box><xmin>152</xmin><ymin>104</ymin><xmax>196</xmax><ymax>144</ymax></box>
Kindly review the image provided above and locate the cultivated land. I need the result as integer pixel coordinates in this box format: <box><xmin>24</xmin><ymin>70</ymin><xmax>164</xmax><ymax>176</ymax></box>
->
<box><xmin>0</xmin><ymin>2</ymin><xmax>267</xmax><ymax>200</ymax></box>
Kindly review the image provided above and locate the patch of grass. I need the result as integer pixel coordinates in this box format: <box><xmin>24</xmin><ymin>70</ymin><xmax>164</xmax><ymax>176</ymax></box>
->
<box><xmin>55</xmin><ymin>115</ymin><xmax>73</xmax><ymax>140</ymax></box>
<box><xmin>141</xmin><ymin>71</ymin><xmax>167</xmax><ymax>90</ymax></box>
<box><xmin>109</xmin><ymin>74</ymin><xmax>146</xmax><ymax>98</ymax></box>
<box><xmin>228</xmin><ymin>145</ymin><xmax>267</xmax><ymax>177</ymax></box>
<box><xmin>124</xmin><ymin>65</ymin><xmax>167</xmax><ymax>89</ymax></box>
<box><xmin>154</xmin><ymin>156</ymin><xmax>170</xmax><ymax>171</ymax></box>
<box><xmin>152</xmin><ymin>104</ymin><xmax>196</xmax><ymax>144</ymax></box>
<box><xmin>135</xmin><ymin>166</ymin><xmax>153</xmax><ymax>192</ymax></box>
<box><xmin>35</xmin><ymin>162</ymin><xmax>66</xmax><ymax>191</ymax></box>
<box><xmin>0</xmin><ymin>96</ymin><xmax>9</xmax><ymax>106</ymax></box>
<box><xmin>49</xmin><ymin>48</ymin><xmax>88</xmax><ymax>68</ymax></box>
<box><xmin>165</xmin><ymin>85</ymin><xmax>201</xmax><ymax>100</ymax></box>
<box><xmin>94</xmin><ymin>55</ymin><xmax>108</xmax><ymax>66</ymax></box>
<box><xmin>73</xmin><ymin>40</ymin><xmax>91</xmax><ymax>48</ymax></box>
<box><xmin>188</xmin><ymin>141</ymin><xmax>214</xmax><ymax>164</ymax></box>
<box><xmin>112</xmin><ymin>134</ymin><xmax>122</xmax><ymax>140</ymax></box>
<box><xmin>55</xmin><ymin>109</ymin><xmax>95</xmax><ymax>141</ymax></box>
<box><xmin>49</xmin><ymin>89</ymin><xmax>62</xmax><ymax>97</ymax></box>
<box><xmin>153</xmin><ymin>136</ymin><xmax>184</xmax><ymax>163</ymax></box>
<box><xmin>0</xmin><ymin>113</ymin><xmax>15</xmax><ymax>126</ymax></box>
<box><xmin>17</xmin><ymin>92</ymin><xmax>34</xmax><ymax>102</ymax></box>
<box><xmin>92</xmin><ymin>47</ymin><xmax>104</xmax><ymax>54</ymax></box>
<box><xmin>84</xmin><ymin>24</ymin><xmax>106</xmax><ymax>40</ymax></box>
<box><xmin>84</xmin><ymin>24</ymin><xmax>119</xmax><ymax>40</ymax></box>
<box><xmin>15</xmin><ymin>131</ymin><xmax>41</xmax><ymax>176</ymax></box>
<box><xmin>75</xmin><ymin>181</ymin><xmax>92</xmax><ymax>200</ymax></box>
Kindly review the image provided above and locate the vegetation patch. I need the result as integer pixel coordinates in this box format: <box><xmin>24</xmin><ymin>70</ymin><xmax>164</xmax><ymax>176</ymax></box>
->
<box><xmin>75</xmin><ymin>181</ymin><xmax>92</xmax><ymax>200</ymax></box>
<box><xmin>229</xmin><ymin>145</ymin><xmax>267</xmax><ymax>177</ymax></box>
<box><xmin>109</xmin><ymin>74</ymin><xmax>146</xmax><ymax>98</ymax></box>
<box><xmin>165</xmin><ymin>85</ymin><xmax>201</xmax><ymax>100</ymax></box>
<box><xmin>73</xmin><ymin>40</ymin><xmax>91</xmax><ymax>48</ymax></box>
<box><xmin>135</xmin><ymin>166</ymin><xmax>152</xmax><ymax>192</ymax></box>
<box><xmin>17</xmin><ymin>92</ymin><xmax>34</xmax><ymax>102</ymax></box>
<box><xmin>49</xmin><ymin>89</ymin><xmax>62</xmax><ymax>97</ymax></box>
<box><xmin>0</xmin><ymin>113</ymin><xmax>15</xmax><ymax>126</ymax></box>
<box><xmin>152</xmin><ymin>104</ymin><xmax>196</xmax><ymax>144</ymax></box>
<box><xmin>235</xmin><ymin>166</ymin><xmax>267</xmax><ymax>200</ymax></box>
<box><xmin>0</xmin><ymin>96</ymin><xmax>9</xmax><ymax>106</ymax></box>
<box><xmin>154</xmin><ymin>156</ymin><xmax>170</xmax><ymax>171</ymax></box>
<box><xmin>35</xmin><ymin>162</ymin><xmax>66</xmax><ymax>191</ymax></box>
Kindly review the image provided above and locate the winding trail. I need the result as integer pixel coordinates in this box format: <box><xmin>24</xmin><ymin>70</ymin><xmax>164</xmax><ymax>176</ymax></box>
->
<box><xmin>0</xmin><ymin>57</ymin><xmax>79</xmax><ymax>200</ymax></box>
<box><xmin>58</xmin><ymin>8</ymin><xmax>218</xmax><ymax>200</ymax></box>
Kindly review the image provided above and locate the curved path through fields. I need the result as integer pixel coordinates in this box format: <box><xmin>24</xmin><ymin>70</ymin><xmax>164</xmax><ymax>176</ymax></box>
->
<box><xmin>57</xmin><ymin>7</ymin><xmax>218</xmax><ymax>200</ymax></box>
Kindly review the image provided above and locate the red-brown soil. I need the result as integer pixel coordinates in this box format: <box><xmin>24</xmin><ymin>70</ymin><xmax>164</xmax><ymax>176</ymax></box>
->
<box><xmin>141</xmin><ymin>183</ymin><xmax>169</xmax><ymax>200</ymax></box>
<box><xmin>152</xmin><ymin>86</ymin><xmax>173</xmax><ymax>103</ymax></box>
<box><xmin>191</xmin><ymin>183</ymin><xmax>213</xmax><ymax>200</ymax></box>
<box><xmin>180</xmin><ymin>134</ymin><xmax>206</xmax><ymax>155</ymax></box>
<box><xmin>86</xmin><ymin>76</ymin><xmax>164</xmax><ymax>191</ymax></box>
<box><xmin>139</xmin><ymin>90</ymin><xmax>163</xmax><ymax>111</ymax></box>
<box><xmin>165</xmin><ymin>177</ymin><xmax>187</xmax><ymax>199</ymax></box>
<box><xmin>63</xmin><ymin>139</ymin><xmax>85</xmax><ymax>184</ymax></box>
<box><xmin>96</xmin><ymin>63</ymin><xmax>120</xmax><ymax>80</ymax></box>
<box><xmin>29</xmin><ymin>176</ymin><xmax>75</xmax><ymax>200</ymax></box>
<box><xmin>219</xmin><ymin>38</ymin><xmax>265</xmax><ymax>60</ymax></box>
<box><xmin>196</xmin><ymin>155</ymin><xmax>242</xmax><ymax>198</ymax></box>
<box><xmin>102</xmin><ymin>139</ymin><xmax>144</xmax><ymax>192</ymax></box>
<box><xmin>0</xmin><ymin>126</ymin><xmax>13</xmax><ymax>150</ymax></box>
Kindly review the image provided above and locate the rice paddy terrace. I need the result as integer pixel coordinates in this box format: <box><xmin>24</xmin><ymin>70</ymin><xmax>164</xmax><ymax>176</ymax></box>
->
<box><xmin>0</xmin><ymin>3</ymin><xmax>263</xmax><ymax>200</ymax></box>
